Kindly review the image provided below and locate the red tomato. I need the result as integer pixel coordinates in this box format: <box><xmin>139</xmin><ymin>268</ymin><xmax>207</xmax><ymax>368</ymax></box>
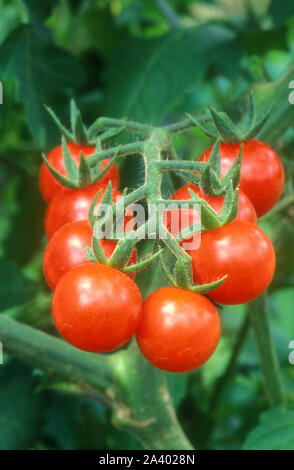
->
<box><xmin>39</xmin><ymin>142</ymin><xmax>120</xmax><ymax>203</ymax></box>
<box><xmin>187</xmin><ymin>220</ymin><xmax>276</xmax><ymax>305</ymax></box>
<box><xmin>43</xmin><ymin>220</ymin><xmax>138</xmax><ymax>289</ymax></box>
<box><xmin>44</xmin><ymin>184</ymin><xmax>130</xmax><ymax>239</ymax></box>
<box><xmin>52</xmin><ymin>263</ymin><xmax>143</xmax><ymax>352</ymax></box>
<box><xmin>164</xmin><ymin>184</ymin><xmax>257</xmax><ymax>245</ymax></box>
<box><xmin>136</xmin><ymin>287</ymin><xmax>221</xmax><ymax>372</ymax></box>
<box><xmin>199</xmin><ymin>140</ymin><xmax>284</xmax><ymax>216</ymax></box>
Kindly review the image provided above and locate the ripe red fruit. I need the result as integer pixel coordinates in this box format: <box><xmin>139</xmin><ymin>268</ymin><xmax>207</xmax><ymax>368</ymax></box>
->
<box><xmin>43</xmin><ymin>220</ymin><xmax>138</xmax><ymax>289</ymax></box>
<box><xmin>136</xmin><ymin>287</ymin><xmax>221</xmax><ymax>372</ymax></box>
<box><xmin>52</xmin><ymin>263</ymin><xmax>143</xmax><ymax>352</ymax></box>
<box><xmin>44</xmin><ymin>184</ymin><xmax>132</xmax><ymax>239</ymax></box>
<box><xmin>187</xmin><ymin>220</ymin><xmax>276</xmax><ymax>305</ymax></box>
<box><xmin>39</xmin><ymin>142</ymin><xmax>119</xmax><ymax>203</ymax></box>
<box><xmin>164</xmin><ymin>184</ymin><xmax>257</xmax><ymax>244</ymax></box>
<box><xmin>199</xmin><ymin>140</ymin><xmax>284</xmax><ymax>216</ymax></box>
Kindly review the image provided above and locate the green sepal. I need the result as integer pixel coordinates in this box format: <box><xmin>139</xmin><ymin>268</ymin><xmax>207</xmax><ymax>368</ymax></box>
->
<box><xmin>177</xmin><ymin>223</ymin><xmax>201</xmax><ymax>243</ymax></box>
<box><xmin>99</xmin><ymin>125</ymin><xmax>127</xmax><ymax>143</ymax></box>
<box><xmin>91</xmin><ymin>146</ymin><xmax>121</xmax><ymax>184</ymax></box>
<box><xmin>92</xmin><ymin>236</ymin><xmax>108</xmax><ymax>264</ymax></box>
<box><xmin>188</xmin><ymin>188</ymin><xmax>221</xmax><ymax>231</ymax></box>
<box><xmin>88</xmin><ymin>188</ymin><xmax>103</xmax><ymax>228</ymax></box>
<box><xmin>98</xmin><ymin>181</ymin><xmax>113</xmax><ymax>207</ymax></box>
<box><xmin>242</xmin><ymin>103</ymin><xmax>274</xmax><ymax>142</ymax></box>
<box><xmin>174</xmin><ymin>170</ymin><xmax>201</xmax><ymax>186</ymax></box>
<box><xmin>200</xmin><ymin>165</ymin><xmax>223</xmax><ymax>196</ymax></box>
<box><xmin>61</xmin><ymin>135</ymin><xmax>78</xmax><ymax>183</ymax></box>
<box><xmin>84</xmin><ymin>245</ymin><xmax>97</xmax><ymax>262</ymax></box>
<box><xmin>122</xmin><ymin>249</ymin><xmax>163</xmax><ymax>274</ymax></box>
<box><xmin>78</xmin><ymin>153</ymin><xmax>92</xmax><ymax>187</ymax></box>
<box><xmin>222</xmin><ymin>144</ymin><xmax>243</xmax><ymax>190</ymax></box>
<box><xmin>189</xmin><ymin>275</ymin><xmax>227</xmax><ymax>294</ymax></box>
<box><xmin>95</xmin><ymin>138</ymin><xmax>102</xmax><ymax>152</ymax></box>
<box><xmin>209</xmin><ymin>107</ymin><xmax>242</xmax><ymax>144</ymax></box>
<box><xmin>239</xmin><ymin>93</ymin><xmax>256</xmax><ymax>133</ymax></box>
<box><xmin>185</xmin><ymin>112</ymin><xmax>217</xmax><ymax>139</ymax></box>
<box><xmin>174</xmin><ymin>257</ymin><xmax>193</xmax><ymax>289</ymax></box>
<box><xmin>206</xmin><ymin>138</ymin><xmax>221</xmax><ymax>177</ymax></box>
<box><xmin>221</xmin><ymin>185</ymin><xmax>239</xmax><ymax>225</ymax></box>
<box><xmin>44</xmin><ymin>104</ymin><xmax>73</xmax><ymax>141</ymax></box>
<box><xmin>41</xmin><ymin>153</ymin><xmax>78</xmax><ymax>189</ymax></box>
<box><xmin>70</xmin><ymin>99</ymin><xmax>89</xmax><ymax>144</ymax></box>
<box><xmin>109</xmin><ymin>237</ymin><xmax>135</xmax><ymax>270</ymax></box>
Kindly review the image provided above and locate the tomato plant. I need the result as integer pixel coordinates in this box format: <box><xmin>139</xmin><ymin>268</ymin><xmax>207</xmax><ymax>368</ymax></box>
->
<box><xmin>1</xmin><ymin>0</ymin><xmax>294</xmax><ymax>454</ymax></box>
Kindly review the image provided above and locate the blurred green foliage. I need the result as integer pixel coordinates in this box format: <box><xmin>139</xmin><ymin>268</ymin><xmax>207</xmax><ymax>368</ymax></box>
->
<box><xmin>0</xmin><ymin>0</ymin><xmax>294</xmax><ymax>450</ymax></box>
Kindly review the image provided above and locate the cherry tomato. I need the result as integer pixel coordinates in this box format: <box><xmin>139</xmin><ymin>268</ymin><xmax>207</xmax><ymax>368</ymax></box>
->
<box><xmin>43</xmin><ymin>220</ymin><xmax>138</xmax><ymax>289</ymax></box>
<box><xmin>164</xmin><ymin>184</ymin><xmax>257</xmax><ymax>246</ymax></box>
<box><xmin>199</xmin><ymin>140</ymin><xmax>284</xmax><ymax>216</ymax></box>
<box><xmin>44</xmin><ymin>184</ymin><xmax>131</xmax><ymax>239</ymax></box>
<box><xmin>136</xmin><ymin>287</ymin><xmax>221</xmax><ymax>372</ymax></box>
<box><xmin>39</xmin><ymin>142</ymin><xmax>120</xmax><ymax>203</ymax></box>
<box><xmin>52</xmin><ymin>263</ymin><xmax>143</xmax><ymax>352</ymax></box>
<box><xmin>187</xmin><ymin>220</ymin><xmax>276</xmax><ymax>305</ymax></box>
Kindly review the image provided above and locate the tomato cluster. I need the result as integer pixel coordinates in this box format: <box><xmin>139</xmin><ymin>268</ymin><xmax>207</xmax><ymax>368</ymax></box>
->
<box><xmin>40</xmin><ymin>137</ymin><xmax>282</xmax><ymax>373</ymax></box>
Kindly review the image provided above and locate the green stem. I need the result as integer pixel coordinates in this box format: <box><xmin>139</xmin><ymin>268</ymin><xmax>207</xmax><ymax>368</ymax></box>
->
<box><xmin>259</xmin><ymin>192</ymin><xmax>294</xmax><ymax>220</ymax></box>
<box><xmin>0</xmin><ymin>315</ymin><xmax>193</xmax><ymax>450</ymax></box>
<box><xmin>89</xmin><ymin>117</ymin><xmax>155</xmax><ymax>137</ymax></box>
<box><xmin>164</xmin><ymin>114</ymin><xmax>210</xmax><ymax>135</ymax></box>
<box><xmin>87</xmin><ymin>141</ymin><xmax>146</xmax><ymax>167</ymax></box>
<box><xmin>210</xmin><ymin>314</ymin><xmax>250</xmax><ymax>411</ymax></box>
<box><xmin>248</xmin><ymin>293</ymin><xmax>285</xmax><ymax>407</ymax></box>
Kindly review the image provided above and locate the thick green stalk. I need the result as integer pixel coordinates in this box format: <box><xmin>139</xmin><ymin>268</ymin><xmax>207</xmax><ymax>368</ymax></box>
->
<box><xmin>248</xmin><ymin>293</ymin><xmax>285</xmax><ymax>407</ymax></box>
<box><xmin>0</xmin><ymin>315</ymin><xmax>193</xmax><ymax>450</ymax></box>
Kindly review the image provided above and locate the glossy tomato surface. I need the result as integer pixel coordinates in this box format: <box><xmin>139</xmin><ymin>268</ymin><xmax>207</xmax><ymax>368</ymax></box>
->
<box><xmin>136</xmin><ymin>287</ymin><xmax>221</xmax><ymax>372</ymax></box>
<box><xmin>45</xmin><ymin>184</ymin><xmax>124</xmax><ymax>239</ymax></box>
<box><xmin>199</xmin><ymin>140</ymin><xmax>284</xmax><ymax>216</ymax></box>
<box><xmin>52</xmin><ymin>263</ymin><xmax>143</xmax><ymax>352</ymax></box>
<box><xmin>43</xmin><ymin>220</ymin><xmax>138</xmax><ymax>289</ymax></box>
<box><xmin>39</xmin><ymin>142</ymin><xmax>119</xmax><ymax>203</ymax></box>
<box><xmin>188</xmin><ymin>220</ymin><xmax>276</xmax><ymax>305</ymax></box>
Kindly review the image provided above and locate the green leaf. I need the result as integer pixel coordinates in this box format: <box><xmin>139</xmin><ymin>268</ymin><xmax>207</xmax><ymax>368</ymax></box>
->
<box><xmin>253</xmin><ymin>66</ymin><xmax>294</xmax><ymax>144</ymax></box>
<box><xmin>268</xmin><ymin>0</ymin><xmax>294</xmax><ymax>26</ymax></box>
<box><xmin>0</xmin><ymin>25</ymin><xmax>84</xmax><ymax>145</ymax></box>
<box><xmin>105</xmin><ymin>25</ymin><xmax>242</xmax><ymax>122</ymax></box>
<box><xmin>244</xmin><ymin>407</ymin><xmax>294</xmax><ymax>450</ymax></box>
<box><xmin>0</xmin><ymin>258</ymin><xmax>36</xmax><ymax>311</ymax></box>
<box><xmin>0</xmin><ymin>361</ymin><xmax>43</xmax><ymax>450</ymax></box>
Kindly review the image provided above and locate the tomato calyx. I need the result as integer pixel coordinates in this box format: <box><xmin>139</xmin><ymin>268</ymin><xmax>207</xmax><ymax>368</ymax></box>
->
<box><xmin>186</xmin><ymin>93</ymin><xmax>273</xmax><ymax>144</ymax></box>
<box><xmin>159</xmin><ymin>250</ymin><xmax>227</xmax><ymax>295</ymax></box>
<box><xmin>84</xmin><ymin>182</ymin><xmax>163</xmax><ymax>275</ymax></box>
<box><xmin>42</xmin><ymin>136</ymin><xmax>120</xmax><ymax>191</ymax></box>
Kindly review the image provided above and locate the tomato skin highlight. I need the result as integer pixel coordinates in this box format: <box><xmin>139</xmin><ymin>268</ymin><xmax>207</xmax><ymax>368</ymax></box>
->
<box><xmin>52</xmin><ymin>263</ymin><xmax>143</xmax><ymax>352</ymax></box>
<box><xmin>199</xmin><ymin>140</ymin><xmax>285</xmax><ymax>216</ymax></box>
<box><xmin>187</xmin><ymin>220</ymin><xmax>276</xmax><ymax>305</ymax></box>
<box><xmin>43</xmin><ymin>220</ymin><xmax>137</xmax><ymax>289</ymax></box>
<box><xmin>136</xmin><ymin>287</ymin><xmax>221</xmax><ymax>373</ymax></box>
<box><xmin>39</xmin><ymin>142</ymin><xmax>119</xmax><ymax>203</ymax></box>
<box><xmin>44</xmin><ymin>184</ymin><xmax>123</xmax><ymax>239</ymax></box>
